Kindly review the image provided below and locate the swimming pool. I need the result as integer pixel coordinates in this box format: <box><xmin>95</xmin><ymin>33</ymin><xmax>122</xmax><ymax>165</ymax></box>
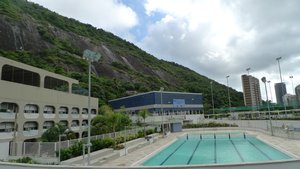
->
<box><xmin>142</xmin><ymin>133</ymin><xmax>292</xmax><ymax>166</ymax></box>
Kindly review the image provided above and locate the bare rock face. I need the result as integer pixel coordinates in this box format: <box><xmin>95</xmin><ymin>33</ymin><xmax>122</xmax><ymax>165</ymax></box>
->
<box><xmin>0</xmin><ymin>14</ymin><xmax>175</xmax><ymax>85</ymax></box>
<box><xmin>0</xmin><ymin>16</ymin><xmax>50</xmax><ymax>52</ymax></box>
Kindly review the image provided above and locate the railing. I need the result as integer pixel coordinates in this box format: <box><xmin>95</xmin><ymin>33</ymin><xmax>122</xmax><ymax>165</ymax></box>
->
<box><xmin>206</xmin><ymin>119</ymin><xmax>300</xmax><ymax>140</ymax></box>
<box><xmin>10</xmin><ymin>127</ymin><xmax>153</xmax><ymax>157</ymax></box>
<box><xmin>0</xmin><ymin>112</ymin><xmax>16</xmax><ymax>119</ymax></box>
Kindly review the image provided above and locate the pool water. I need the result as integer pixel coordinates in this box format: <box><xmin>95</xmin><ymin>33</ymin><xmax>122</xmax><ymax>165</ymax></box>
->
<box><xmin>142</xmin><ymin>133</ymin><xmax>292</xmax><ymax>166</ymax></box>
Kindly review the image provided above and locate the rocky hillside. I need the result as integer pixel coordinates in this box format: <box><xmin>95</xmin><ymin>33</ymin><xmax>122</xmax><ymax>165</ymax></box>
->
<box><xmin>0</xmin><ymin>0</ymin><xmax>243</xmax><ymax>109</ymax></box>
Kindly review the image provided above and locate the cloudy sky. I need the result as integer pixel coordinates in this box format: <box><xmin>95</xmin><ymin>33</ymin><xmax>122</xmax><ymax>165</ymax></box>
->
<box><xmin>29</xmin><ymin>0</ymin><xmax>300</xmax><ymax>102</ymax></box>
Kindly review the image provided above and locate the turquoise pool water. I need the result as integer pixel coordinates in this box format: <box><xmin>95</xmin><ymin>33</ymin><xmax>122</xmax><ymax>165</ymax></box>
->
<box><xmin>142</xmin><ymin>133</ymin><xmax>292</xmax><ymax>166</ymax></box>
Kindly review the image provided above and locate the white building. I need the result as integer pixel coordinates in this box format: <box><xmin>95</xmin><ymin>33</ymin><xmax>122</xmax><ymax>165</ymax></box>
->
<box><xmin>0</xmin><ymin>56</ymin><xmax>98</xmax><ymax>159</ymax></box>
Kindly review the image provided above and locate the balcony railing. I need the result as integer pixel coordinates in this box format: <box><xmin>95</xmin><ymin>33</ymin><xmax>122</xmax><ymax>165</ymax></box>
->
<box><xmin>0</xmin><ymin>112</ymin><xmax>16</xmax><ymax>120</ymax></box>
<box><xmin>43</xmin><ymin>113</ymin><xmax>55</xmax><ymax>119</ymax></box>
<box><xmin>59</xmin><ymin>114</ymin><xmax>68</xmax><ymax>119</ymax></box>
<box><xmin>23</xmin><ymin>130</ymin><xmax>38</xmax><ymax>137</ymax></box>
<box><xmin>24</xmin><ymin>113</ymin><xmax>39</xmax><ymax>119</ymax></box>
<box><xmin>0</xmin><ymin>131</ymin><xmax>14</xmax><ymax>139</ymax></box>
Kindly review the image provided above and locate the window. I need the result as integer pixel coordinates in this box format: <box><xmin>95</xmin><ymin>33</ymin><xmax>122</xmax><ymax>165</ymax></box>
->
<box><xmin>1</xmin><ymin>64</ymin><xmax>40</xmax><ymax>87</ymax></box>
<box><xmin>43</xmin><ymin>121</ymin><xmax>54</xmax><ymax>129</ymax></box>
<box><xmin>91</xmin><ymin>109</ymin><xmax>97</xmax><ymax>115</ymax></box>
<box><xmin>44</xmin><ymin>76</ymin><xmax>68</xmax><ymax>92</ymax></box>
<box><xmin>82</xmin><ymin>108</ymin><xmax>88</xmax><ymax>114</ymax></box>
<box><xmin>71</xmin><ymin>120</ymin><xmax>79</xmax><ymax>127</ymax></box>
<box><xmin>71</xmin><ymin>107</ymin><xmax>79</xmax><ymax>114</ymax></box>
<box><xmin>82</xmin><ymin>120</ymin><xmax>88</xmax><ymax>126</ymax></box>
<box><xmin>0</xmin><ymin>102</ymin><xmax>18</xmax><ymax>113</ymax></box>
<box><xmin>24</xmin><ymin>104</ymin><xmax>39</xmax><ymax>114</ymax></box>
<box><xmin>0</xmin><ymin>122</ymin><xmax>14</xmax><ymax>132</ymax></box>
<box><xmin>43</xmin><ymin>106</ymin><xmax>55</xmax><ymax>114</ymax></box>
<box><xmin>59</xmin><ymin>120</ymin><xmax>68</xmax><ymax>127</ymax></box>
<box><xmin>59</xmin><ymin>107</ymin><xmax>68</xmax><ymax>114</ymax></box>
<box><xmin>23</xmin><ymin>122</ymin><xmax>38</xmax><ymax>131</ymax></box>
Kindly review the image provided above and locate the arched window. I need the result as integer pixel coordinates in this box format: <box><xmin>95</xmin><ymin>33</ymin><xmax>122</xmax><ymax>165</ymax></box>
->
<box><xmin>1</xmin><ymin>64</ymin><xmax>40</xmax><ymax>87</ymax></box>
<box><xmin>43</xmin><ymin>121</ymin><xmax>54</xmax><ymax>129</ymax></box>
<box><xmin>43</xmin><ymin>106</ymin><xmax>55</xmax><ymax>114</ymax></box>
<box><xmin>0</xmin><ymin>102</ymin><xmax>18</xmax><ymax>113</ymax></box>
<box><xmin>44</xmin><ymin>76</ymin><xmax>68</xmax><ymax>92</ymax></box>
<box><xmin>24</xmin><ymin>104</ymin><xmax>39</xmax><ymax>114</ymax></box>
<box><xmin>0</xmin><ymin>122</ymin><xmax>15</xmax><ymax>132</ymax></box>
<box><xmin>59</xmin><ymin>107</ymin><xmax>68</xmax><ymax>114</ymax></box>
<box><xmin>23</xmin><ymin>122</ymin><xmax>38</xmax><ymax>131</ymax></box>
<box><xmin>71</xmin><ymin>107</ymin><xmax>79</xmax><ymax>114</ymax></box>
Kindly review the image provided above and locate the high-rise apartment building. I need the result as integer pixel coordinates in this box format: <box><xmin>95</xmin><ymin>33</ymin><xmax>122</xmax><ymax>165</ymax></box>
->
<box><xmin>275</xmin><ymin>82</ymin><xmax>287</xmax><ymax>104</ymax></box>
<box><xmin>241</xmin><ymin>74</ymin><xmax>262</xmax><ymax>106</ymax></box>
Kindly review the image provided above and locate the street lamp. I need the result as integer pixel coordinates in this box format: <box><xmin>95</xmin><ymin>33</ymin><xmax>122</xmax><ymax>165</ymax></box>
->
<box><xmin>276</xmin><ymin>57</ymin><xmax>283</xmax><ymax>83</ymax></box>
<box><xmin>226</xmin><ymin>75</ymin><xmax>232</xmax><ymax>114</ymax></box>
<box><xmin>267</xmin><ymin>81</ymin><xmax>273</xmax><ymax>103</ymax></box>
<box><xmin>261</xmin><ymin>77</ymin><xmax>274</xmax><ymax>136</ymax></box>
<box><xmin>289</xmin><ymin>76</ymin><xmax>294</xmax><ymax>94</ymax></box>
<box><xmin>210</xmin><ymin>82</ymin><xmax>215</xmax><ymax>116</ymax></box>
<box><xmin>160</xmin><ymin>87</ymin><xmax>164</xmax><ymax>138</ymax></box>
<box><xmin>58</xmin><ymin>128</ymin><xmax>69</xmax><ymax>165</ymax></box>
<box><xmin>276</xmin><ymin>57</ymin><xmax>287</xmax><ymax>117</ymax></box>
<box><xmin>83</xmin><ymin>49</ymin><xmax>101</xmax><ymax>165</ymax></box>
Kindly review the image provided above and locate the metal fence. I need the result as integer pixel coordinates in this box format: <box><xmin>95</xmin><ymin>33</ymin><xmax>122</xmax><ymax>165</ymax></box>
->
<box><xmin>207</xmin><ymin>119</ymin><xmax>300</xmax><ymax>139</ymax></box>
<box><xmin>10</xmin><ymin>127</ymin><xmax>152</xmax><ymax>158</ymax></box>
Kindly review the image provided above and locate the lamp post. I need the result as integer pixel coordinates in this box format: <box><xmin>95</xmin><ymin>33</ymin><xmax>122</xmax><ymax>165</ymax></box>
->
<box><xmin>160</xmin><ymin>87</ymin><xmax>164</xmax><ymax>138</ymax></box>
<box><xmin>261</xmin><ymin>77</ymin><xmax>274</xmax><ymax>136</ymax></box>
<box><xmin>58</xmin><ymin>128</ymin><xmax>69</xmax><ymax>165</ymax></box>
<box><xmin>276</xmin><ymin>57</ymin><xmax>283</xmax><ymax>83</ymax></box>
<box><xmin>276</xmin><ymin>57</ymin><xmax>287</xmax><ymax>117</ymax></box>
<box><xmin>267</xmin><ymin>81</ymin><xmax>273</xmax><ymax>103</ymax></box>
<box><xmin>210</xmin><ymin>82</ymin><xmax>215</xmax><ymax>117</ymax></box>
<box><xmin>226</xmin><ymin>75</ymin><xmax>232</xmax><ymax>114</ymax></box>
<box><xmin>83</xmin><ymin>49</ymin><xmax>101</xmax><ymax>165</ymax></box>
<box><xmin>289</xmin><ymin>76</ymin><xmax>294</xmax><ymax>94</ymax></box>
<box><xmin>124</xmin><ymin>126</ymin><xmax>128</xmax><ymax>155</ymax></box>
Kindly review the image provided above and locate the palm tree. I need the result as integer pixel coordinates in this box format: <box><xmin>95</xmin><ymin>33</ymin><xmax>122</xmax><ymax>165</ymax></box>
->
<box><xmin>138</xmin><ymin>109</ymin><xmax>149</xmax><ymax>137</ymax></box>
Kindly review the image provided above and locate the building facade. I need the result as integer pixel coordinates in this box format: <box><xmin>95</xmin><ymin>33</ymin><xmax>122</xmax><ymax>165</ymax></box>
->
<box><xmin>283</xmin><ymin>94</ymin><xmax>297</xmax><ymax>107</ymax></box>
<box><xmin>109</xmin><ymin>91</ymin><xmax>204</xmax><ymax>129</ymax></box>
<box><xmin>295</xmin><ymin>85</ymin><xmax>300</xmax><ymax>102</ymax></box>
<box><xmin>275</xmin><ymin>82</ymin><xmax>287</xmax><ymax>104</ymax></box>
<box><xmin>0</xmin><ymin>56</ymin><xmax>98</xmax><ymax>158</ymax></box>
<box><xmin>241</xmin><ymin>74</ymin><xmax>262</xmax><ymax>107</ymax></box>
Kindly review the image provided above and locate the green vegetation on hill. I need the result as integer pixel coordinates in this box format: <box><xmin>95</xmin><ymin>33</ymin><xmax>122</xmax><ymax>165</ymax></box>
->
<box><xmin>0</xmin><ymin>0</ymin><xmax>244</xmax><ymax>110</ymax></box>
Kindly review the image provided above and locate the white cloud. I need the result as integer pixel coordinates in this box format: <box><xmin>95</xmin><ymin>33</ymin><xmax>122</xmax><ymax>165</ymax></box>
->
<box><xmin>140</xmin><ymin>0</ymin><xmax>300</xmax><ymax>102</ymax></box>
<box><xmin>29</xmin><ymin>0</ymin><xmax>138</xmax><ymax>38</ymax></box>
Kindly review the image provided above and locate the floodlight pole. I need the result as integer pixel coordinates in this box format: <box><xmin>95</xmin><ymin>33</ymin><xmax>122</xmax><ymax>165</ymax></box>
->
<box><xmin>226</xmin><ymin>75</ymin><xmax>232</xmax><ymax>114</ymax></box>
<box><xmin>160</xmin><ymin>87</ymin><xmax>164</xmax><ymax>138</ymax></box>
<box><xmin>83</xmin><ymin>49</ymin><xmax>101</xmax><ymax>165</ymax></box>
<box><xmin>289</xmin><ymin>76</ymin><xmax>294</xmax><ymax>95</ymax></box>
<box><xmin>261</xmin><ymin>77</ymin><xmax>274</xmax><ymax>136</ymax></box>
<box><xmin>210</xmin><ymin>82</ymin><xmax>215</xmax><ymax>116</ymax></box>
<box><xmin>276</xmin><ymin>57</ymin><xmax>287</xmax><ymax>118</ymax></box>
<box><xmin>87</xmin><ymin>59</ymin><xmax>92</xmax><ymax>165</ymax></box>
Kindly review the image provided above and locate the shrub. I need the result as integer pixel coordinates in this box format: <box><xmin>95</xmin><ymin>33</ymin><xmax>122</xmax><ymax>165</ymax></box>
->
<box><xmin>13</xmin><ymin>157</ymin><xmax>37</xmax><ymax>164</ymax></box>
<box><xmin>183</xmin><ymin>122</ymin><xmax>238</xmax><ymax>129</ymax></box>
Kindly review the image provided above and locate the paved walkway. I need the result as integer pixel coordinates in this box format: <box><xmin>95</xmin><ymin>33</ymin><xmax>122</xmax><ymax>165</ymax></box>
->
<box><xmin>99</xmin><ymin>129</ymin><xmax>300</xmax><ymax>167</ymax></box>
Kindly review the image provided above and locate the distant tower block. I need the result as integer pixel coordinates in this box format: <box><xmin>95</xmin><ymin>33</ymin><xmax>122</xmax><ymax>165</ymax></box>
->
<box><xmin>241</xmin><ymin>74</ymin><xmax>262</xmax><ymax>107</ymax></box>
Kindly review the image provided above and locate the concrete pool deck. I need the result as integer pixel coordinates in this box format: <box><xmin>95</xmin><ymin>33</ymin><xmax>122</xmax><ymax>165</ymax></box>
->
<box><xmin>99</xmin><ymin>128</ymin><xmax>300</xmax><ymax>167</ymax></box>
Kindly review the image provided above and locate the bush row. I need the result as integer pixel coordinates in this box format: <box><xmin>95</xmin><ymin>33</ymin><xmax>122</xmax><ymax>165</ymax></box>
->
<box><xmin>60</xmin><ymin>129</ymin><xmax>155</xmax><ymax>161</ymax></box>
<box><xmin>183</xmin><ymin>122</ymin><xmax>238</xmax><ymax>128</ymax></box>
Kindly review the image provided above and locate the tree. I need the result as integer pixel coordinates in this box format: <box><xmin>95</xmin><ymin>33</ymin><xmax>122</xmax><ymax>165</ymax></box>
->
<box><xmin>91</xmin><ymin>105</ymin><xmax>132</xmax><ymax>136</ymax></box>
<box><xmin>40</xmin><ymin>123</ymin><xmax>75</xmax><ymax>142</ymax></box>
<box><xmin>138</xmin><ymin>109</ymin><xmax>149</xmax><ymax>137</ymax></box>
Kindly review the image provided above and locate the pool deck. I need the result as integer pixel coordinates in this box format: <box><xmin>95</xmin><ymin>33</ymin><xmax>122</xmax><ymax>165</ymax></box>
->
<box><xmin>99</xmin><ymin>129</ymin><xmax>300</xmax><ymax>167</ymax></box>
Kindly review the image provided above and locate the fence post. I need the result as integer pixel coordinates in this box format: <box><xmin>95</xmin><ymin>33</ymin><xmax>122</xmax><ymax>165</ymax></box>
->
<box><xmin>38</xmin><ymin>142</ymin><xmax>41</xmax><ymax>157</ymax></box>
